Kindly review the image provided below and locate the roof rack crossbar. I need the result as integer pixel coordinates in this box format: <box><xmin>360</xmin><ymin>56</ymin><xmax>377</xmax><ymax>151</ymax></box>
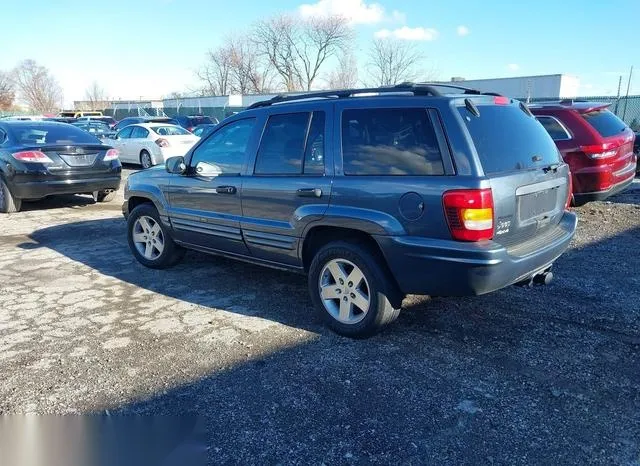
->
<box><xmin>246</xmin><ymin>84</ymin><xmax>443</xmax><ymax>110</ymax></box>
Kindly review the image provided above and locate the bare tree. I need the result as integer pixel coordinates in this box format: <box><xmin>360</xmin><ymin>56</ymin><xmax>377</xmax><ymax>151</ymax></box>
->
<box><xmin>197</xmin><ymin>47</ymin><xmax>233</xmax><ymax>95</ymax></box>
<box><xmin>367</xmin><ymin>39</ymin><xmax>425</xmax><ymax>87</ymax></box>
<box><xmin>253</xmin><ymin>15</ymin><xmax>302</xmax><ymax>92</ymax></box>
<box><xmin>12</xmin><ymin>60</ymin><xmax>63</xmax><ymax>113</ymax></box>
<box><xmin>84</xmin><ymin>81</ymin><xmax>108</xmax><ymax>110</ymax></box>
<box><xmin>0</xmin><ymin>71</ymin><xmax>15</xmax><ymax>110</ymax></box>
<box><xmin>228</xmin><ymin>37</ymin><xmax>276</xmax><ymax>94</ymax></box>
<box><xmin>254</xmin><ymin>14</ymin><xmax>352</xmax><ymax>91</ymax></box>
<box><xmin>327</xmin><ymin>52</ymin><xmax>359</xmax><ymax>89</ymax></box>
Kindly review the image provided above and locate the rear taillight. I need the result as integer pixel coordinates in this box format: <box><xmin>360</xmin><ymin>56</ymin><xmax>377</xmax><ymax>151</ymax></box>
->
<box><xmin>494</xmin><ymin>96</ymin><xmax>509</xmax><ymax>105</ymax></box>
<box><xmin>443</xmin><ymin>189</ymin><xmax>494</xmax><ymax>242</ymax></box>
<box><xmin>565</xmin><ymin>172</ymin><xmax>573</xmax><ymax>210</ymax></box>
<box><xmin>104</xmin><ymin>149</ymin><xmax>119</xmax><ymax>161</ymax></box>
<box><xmin>187</xmin><ymin>127</ymin><xmax>194</xmax><ymax>133</ymax></box>
<box><xmin>12</xmin><ymin>151</ymin><xmax>53</xmax><ymax>163</ymax></box>
<box><xmin>581</xmin><ymin>143</ymin><xmax>618</xmax><ymax>159</ymax></box>
<box><xmin>155</xmin><ymin>138</ymin><xmax>170</xmax><ymax>148</ymax></box>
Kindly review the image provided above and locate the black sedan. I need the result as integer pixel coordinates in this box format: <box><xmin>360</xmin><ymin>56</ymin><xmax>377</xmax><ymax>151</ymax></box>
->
<box><xmin>0</xmin><ymin>121</ymin><xmax>121</xmax><ymax>213</ymax></box>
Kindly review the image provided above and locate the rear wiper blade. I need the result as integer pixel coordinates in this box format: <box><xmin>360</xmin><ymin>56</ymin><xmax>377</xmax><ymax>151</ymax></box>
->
<box><xmin>542</xmin><ymin>163</ymin><xmax>560</xmax><ymax>173</ymax></box>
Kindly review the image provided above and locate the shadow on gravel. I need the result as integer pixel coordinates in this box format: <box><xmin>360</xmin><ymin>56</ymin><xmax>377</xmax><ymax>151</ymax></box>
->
<box><xmin>20</xmin><ymin>193</ymin><xmax>99</xmax><ymax>212</ymax></box>
<box><xmin>23</xmin><ymin>218</ymin><xmax>640</xmax><ymax>464</ymax></box>
<box><xmin>25</xmin><ymin>217</ymin><xmax>318</xmax><ymax>332</ymax></box>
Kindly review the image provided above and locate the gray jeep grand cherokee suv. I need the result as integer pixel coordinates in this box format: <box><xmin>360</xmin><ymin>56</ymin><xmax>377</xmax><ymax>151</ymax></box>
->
<box><xmin>123</xmin><ymin>84</ymin><xmax>577</xmax><ymax>337</ymax></box>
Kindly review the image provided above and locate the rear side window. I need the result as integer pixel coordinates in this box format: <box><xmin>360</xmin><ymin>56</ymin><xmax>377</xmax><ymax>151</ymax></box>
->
<box><xmin>458</xmin><ymin>104</ymin><xmax>561</xmax><ymax>174</ymax></box>
<box><xmin>341</xmin><ymin>108</ymin><xmax>444</xmax><ymax>176</ymax></box>
<box><xmin>152</xmin><ymin>125</ymin><xmax>189</xmax><ymax>136</ymax></box>
<box><xmin>118</xmin><ymin>127</ymin><xmax>133</xmax><ymax>139</ymax></box>
<box><xmin>581</xmin><ymin>109</ymin><xmax>627</xmax><ymax>138</ymax></box>
<box><xmin>536</xmin><ymin>116</ymin><xmax>571</xmax><ymax>141</ymax></box>
<box><xmin>255</xmin><ymin>112</ymin><xmax>325</xmax><ymax>175</ymax></box>
<box><xmin>131</xmin><ymin>127</ymin><xmax>149</xmax><ymax>138</ymax></box>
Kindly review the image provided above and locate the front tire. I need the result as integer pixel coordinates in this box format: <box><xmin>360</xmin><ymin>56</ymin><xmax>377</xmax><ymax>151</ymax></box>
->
<box><xmin>140</xmin><ymin>150</ymin><xmax>153</xmax><ymax>169</ymax></box>
<box><xmin>308</xmin><ymin>241</ymin><xmax>402</xmax><ymax>338</ymax></box>
<box><xmin>127</xmin><ymin>203</ymin><xmax>184</xmax><ymax>269</ymax></box>
<box><xmin>0</xmin><ymin>178</ymin><xmax>22</xmax><ymax>213</ymax></box>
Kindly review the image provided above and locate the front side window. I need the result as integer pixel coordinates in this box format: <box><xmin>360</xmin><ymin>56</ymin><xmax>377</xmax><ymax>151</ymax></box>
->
<box><xmin>190</xmin><ymin>118</ymin><xmax>256</xmax><ymax>176</ymax></box>
<box><xmin>536</xmin><ymin>116</ymin><xmax>571</xmax><ymax>141</ymax></box>
<box><xmin>341</xmin><ymin>108</ymin><xmax>445</xmax><ymax>176</ymax></box>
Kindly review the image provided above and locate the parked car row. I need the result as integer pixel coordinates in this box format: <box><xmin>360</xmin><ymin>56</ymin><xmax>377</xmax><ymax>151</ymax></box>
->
<box><xmin>2</xmin><ymin>84</ymin><xmax>637</xmax><ymax>337</ymax></box>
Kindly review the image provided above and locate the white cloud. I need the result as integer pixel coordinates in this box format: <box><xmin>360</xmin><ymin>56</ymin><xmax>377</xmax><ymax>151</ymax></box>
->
<box><xmin>507</xmin><ymin>63</ymin><xmax>520</xmax><ymax>71</ymax></box>
<box><xmin>299</xmin><ymin>0</ymin><xmax>385</xmax><ymax>24</ymax></box>
<box><xmin>457</xmin><ymin>25</ymin><xmax>470</xmax><ymax>36</ymax></box>
<box><xmin>391</xmin><ymin>10</ymin><xmax>406</xmax><ymax>23</ymax></box>
<box><xmin>375</xmin><ymin>26</ymin><xmax>439</xmax><ymax>41</ymax></box>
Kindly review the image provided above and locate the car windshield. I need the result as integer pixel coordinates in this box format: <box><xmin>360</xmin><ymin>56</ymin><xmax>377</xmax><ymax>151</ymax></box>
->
<box><xmin>151</xmin><ymin>125</ymin><xmax>189</xmax><ymax>136</ymax></box>
<box><xmin>581</xmin><ymin>108</ymin><xmax>628</xmax><ymax>138</ymax></box>
<box><xmin>11</xmin><ymin>124</ymin><xmax>101</xmax><ymax>145</ymax></box>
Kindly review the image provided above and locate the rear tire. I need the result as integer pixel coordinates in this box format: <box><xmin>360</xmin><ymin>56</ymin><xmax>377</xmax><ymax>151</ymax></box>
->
<box><xmin>92</xmin><ymin>190</ymin><xmax>117</xmax><ymax>203</ymax></box>
<box><xmin>127</xmin><ymin>203</ymin><xmax>185</xmax><ymax>269</ymax></box>
<box><xmin>308</xmin><ymin>241</ymin><xmax>402</xmax><ymax>338</ymax></box>
<box><xmin>140</xmin><ymin>150</ymin><xmax>153</xmax><ymax>169</ymax></box>
<box><xmin>0</xmin><ymin>178</ymin><xmax>22</xmax><ymax>213</ymax></box>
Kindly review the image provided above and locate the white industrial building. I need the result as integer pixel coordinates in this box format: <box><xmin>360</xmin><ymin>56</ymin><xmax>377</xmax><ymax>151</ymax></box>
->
<box><xmin>443</xmin><ymin>74</ymin><xmax>580</xmax><ymax>100</ymax></box>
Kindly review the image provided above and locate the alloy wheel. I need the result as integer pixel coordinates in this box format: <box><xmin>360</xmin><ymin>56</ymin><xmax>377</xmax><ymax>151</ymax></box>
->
<box><xmin>132</xmin><ymin>215</ymin><xmax>165</xmax><ymax>260</ymax></box>
<box><xmin>318</xmin><ymin>258</ymin><xmax>371</xmax><ymax>324</ymax></box>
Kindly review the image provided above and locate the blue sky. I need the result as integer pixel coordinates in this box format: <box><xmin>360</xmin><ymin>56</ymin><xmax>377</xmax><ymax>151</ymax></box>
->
<box><xmin>1</xmin><ymin>0</ymin><xmax>638</xmax><ymax>105</ymax></box>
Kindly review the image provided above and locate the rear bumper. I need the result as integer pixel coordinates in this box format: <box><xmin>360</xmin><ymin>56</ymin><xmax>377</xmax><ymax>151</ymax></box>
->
<box><xmin>573</xmin><ymin>171</ymin><xmax>635</xmax><ymax>205</ymax></box>
<box><xmin>9</xmin><ymin>175</ymin><xmax>121</xmax><ymax>199</ymax></box>
<box><xmin>376</xmin><ymin>211</ymin><xmax>577</xmax><ymax>297</ymax></box>
<box><xmin>572</xmin><ymin>155</ymin><xmax>637</xmax><ymax>203</ymax></box>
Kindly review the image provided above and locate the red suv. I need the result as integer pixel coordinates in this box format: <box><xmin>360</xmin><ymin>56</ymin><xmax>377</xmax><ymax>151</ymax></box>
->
<box><xmin>530</xmin><ymin>101</ymin><xmax>637</xmax><ymax>205</ymax></box>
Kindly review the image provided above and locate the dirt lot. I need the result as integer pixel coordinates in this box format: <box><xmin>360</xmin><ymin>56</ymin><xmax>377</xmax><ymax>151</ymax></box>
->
<box><xmin>0</xmin><ymin>169</ymin><xmax>639</xmax><ymax>464</ymax></box>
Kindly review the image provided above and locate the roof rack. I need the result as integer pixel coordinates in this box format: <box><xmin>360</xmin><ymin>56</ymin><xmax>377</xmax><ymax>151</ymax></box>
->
<box><xmin>245</xmin><ymin>82</ymin><xmax>503</xmax><ymax>110</ymax></box>
<box><xmin>246</xmin><ymin>83</ymin><xmax>445</xmax><ymax>110</ymax></box>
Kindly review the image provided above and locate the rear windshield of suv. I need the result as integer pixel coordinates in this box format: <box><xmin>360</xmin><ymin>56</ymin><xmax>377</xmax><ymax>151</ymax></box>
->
<box><xmin>458</xmin><ymin>104</ymin><xmax>561</xmax><ymax>174</ymax></box>
<box><xmin>581</xmin><ymin>108</ymin><xmax>627</xmax><ymax>138</ymax></box>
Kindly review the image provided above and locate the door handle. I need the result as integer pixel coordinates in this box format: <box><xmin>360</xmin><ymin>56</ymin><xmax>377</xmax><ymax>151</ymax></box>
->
<box><xmin>216</xmin><ymin>185</ymin><xmax>237</xmax><ymax>194</ymax></box>
<box><xmin>297</xmin><ymin>188</ymin><xmax>323</xmax><ymax>198</ymax></box>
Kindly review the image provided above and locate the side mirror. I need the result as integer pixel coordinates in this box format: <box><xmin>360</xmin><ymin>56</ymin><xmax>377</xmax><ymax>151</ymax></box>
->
<box><xmin>194</xmin><ymin>161</ymin><xmax>222</xmax><ymax>177</ymax></box>
<box><xmin>166</xmin><ymin>156</ymin><xmax>187</xmax><ymax>174</ymax></box>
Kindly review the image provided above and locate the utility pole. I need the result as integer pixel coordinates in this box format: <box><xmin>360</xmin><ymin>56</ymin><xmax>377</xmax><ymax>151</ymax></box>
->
<box><xmin>615</xmin><ymin>75</ymin><xmax>622</xmax><ymax>114</ymax></box>
<box><xmin>622</xmin><ymin>65</ymin><xmax>633</xmax><ymax>121</ymax></box>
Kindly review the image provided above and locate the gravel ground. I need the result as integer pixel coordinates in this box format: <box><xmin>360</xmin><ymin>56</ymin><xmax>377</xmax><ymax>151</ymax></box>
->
<box><xmin>0</xmin><ymin>170</ymin><xmax>639</xmax><ymax>465</ymax></box>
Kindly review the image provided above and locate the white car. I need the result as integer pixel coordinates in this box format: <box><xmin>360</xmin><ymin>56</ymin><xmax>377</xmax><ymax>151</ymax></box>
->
<box><xmin>106</xmin><ymin>123</ymin><xmax>199</xmax><ymax>168</ymax></box>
